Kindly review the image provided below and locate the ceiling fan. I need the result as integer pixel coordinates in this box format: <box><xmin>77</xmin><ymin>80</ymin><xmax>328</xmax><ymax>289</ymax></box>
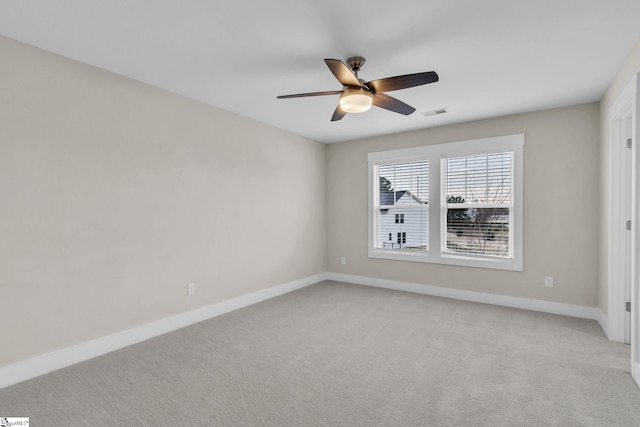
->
<box><xmin>276</xmin><ymin>56</ymin><xmax>439</xmax><ymax>121</ymax></box>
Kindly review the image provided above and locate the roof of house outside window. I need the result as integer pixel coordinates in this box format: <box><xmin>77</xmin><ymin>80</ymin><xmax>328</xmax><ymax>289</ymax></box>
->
<box><xmin>379</xmin><ymin>191</ymin><xmax>427</xmax><ymax>206</ymax></box>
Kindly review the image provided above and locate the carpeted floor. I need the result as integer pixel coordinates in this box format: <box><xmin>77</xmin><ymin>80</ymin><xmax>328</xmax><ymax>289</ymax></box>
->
<box><xmin>1</xmin><ymin>280</ymin><xmax>639</xmax><ymax>426</ymax></box>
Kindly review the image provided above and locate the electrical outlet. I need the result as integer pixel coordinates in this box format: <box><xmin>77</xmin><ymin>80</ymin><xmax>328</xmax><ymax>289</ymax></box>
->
<box><xmin>341</xmin><ymin>256</ymin><xmax>347</xmax><ymax>265</ymax></box>
<box><xmin>187</xmin><ymin>282</ymin><xmax>196</xmax><ymax>296</ymax></box>
<box><xmin>544</xmin><ymin>276</ymin><xmax>554</xmax><ymax>288</ymax></box>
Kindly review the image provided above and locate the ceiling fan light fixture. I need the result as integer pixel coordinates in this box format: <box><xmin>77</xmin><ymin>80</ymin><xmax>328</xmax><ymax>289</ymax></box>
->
<box><xmin>339</xmin><ymin>87</ymin><xmax>373</xmax><ymax>113</ymax></box>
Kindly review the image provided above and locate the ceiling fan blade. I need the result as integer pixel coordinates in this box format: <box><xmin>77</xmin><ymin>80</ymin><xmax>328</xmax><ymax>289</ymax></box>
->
<box><xmin>331</xmin><ymin>104</ymin><xmax>347</xmax><ymax>121</ymax></box>
<box><xmin>277</xmin><ymin>90</ymin><xmax>343</xmax><ymax>99</ymax></box>
<box><xmin>372</xmin><ymin>93</ymin><xmax>416</xmax><ymax>115</ymax></box>
<box><xmin>324</xmin><ymin>59</ymin><xmax>361</xmax><ymax>87</ymax></box>
<box><xmin>368</xmin><ymin>71</ymin><xmax>439</xmax><ymax>93</ymax></box>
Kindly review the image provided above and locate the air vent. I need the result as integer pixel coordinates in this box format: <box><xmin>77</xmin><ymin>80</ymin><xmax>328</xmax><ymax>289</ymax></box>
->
<box><xmin>422</xmin><ymin>108</ymin><xmax>448</xmax><ymax>117</ymax></box>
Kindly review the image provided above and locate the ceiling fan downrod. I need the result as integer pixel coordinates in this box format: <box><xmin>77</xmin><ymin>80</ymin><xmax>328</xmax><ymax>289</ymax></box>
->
<box><xmin>347</xmin><ymin>56</ymin><xmax>366</xmax><ymax>79</ymax></box>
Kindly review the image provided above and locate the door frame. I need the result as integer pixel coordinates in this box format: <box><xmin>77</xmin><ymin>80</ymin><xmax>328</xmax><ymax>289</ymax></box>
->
<box><xmin>608</xmin><ymin>73</ymin><xmax>639</xmax><ymax>384</ymax></box>
<box><xmin>608</xmin><ymin>88</ymin><xmax>633</xmax><ymax>344</ymax></box>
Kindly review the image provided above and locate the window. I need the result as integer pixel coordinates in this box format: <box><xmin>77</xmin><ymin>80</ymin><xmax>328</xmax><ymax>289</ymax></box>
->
<box><xmin>397</xmin><ymin>232</ymin><xmax>407</xmax><ymax>245</ymax></box>
<box><xmin>443</xmin><ymin>152</ymin><xmax>513</xmax><ymax>259</ymax></box>
<box><xmin>368</xmin><ymin>134</ymin><xmax>523</xmax><ymax>271</ymax></box>
<box><xmin>376</xmin><ymin>161</ymin><xmax>429</xmax><ymax>252</ymax></box>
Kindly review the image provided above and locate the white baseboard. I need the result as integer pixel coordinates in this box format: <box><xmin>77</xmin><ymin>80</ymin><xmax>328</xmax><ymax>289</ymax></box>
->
<box><xmin>595</xmin><ymin>308</ymin><xmax>610</xmax><ymax>339</ymax></box>
<box><xmin>0</xmin><ymin>273</ymin><xmax>327</xmax><ymax>389</ymax></box>
<box><xmin>327</xmin><ymin>272</ymin><xmax>599</xmax><ymax>320</ymax></box>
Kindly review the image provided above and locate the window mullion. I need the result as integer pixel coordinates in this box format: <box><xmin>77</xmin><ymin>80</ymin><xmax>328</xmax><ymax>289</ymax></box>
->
<box><xmin>430</xmin><ymin>153</ymin><xmax>441</xmax><ymax>256</ymax></box>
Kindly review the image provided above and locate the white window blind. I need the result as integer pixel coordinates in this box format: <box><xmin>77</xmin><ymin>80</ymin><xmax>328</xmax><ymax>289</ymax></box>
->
<box><xmin>375</xmin><ymin>161</ymin><xmax>429</xmax><ymax>251</ymax></box>
<box><xmin>442</xmin><ymin>152</ymin><xmax>513</xmax><ymax>258</ymax></box>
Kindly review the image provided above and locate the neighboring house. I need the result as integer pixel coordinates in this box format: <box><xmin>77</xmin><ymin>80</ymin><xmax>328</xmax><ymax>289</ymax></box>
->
<box><xmin>378</xmin><ymin>190</ymin><xmax>428</xmax><ymax>249</ymax></box>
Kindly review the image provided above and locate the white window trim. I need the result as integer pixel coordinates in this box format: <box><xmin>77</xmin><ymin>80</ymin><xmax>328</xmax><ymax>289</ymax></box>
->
<box><xmin>368</xmin><ymin>134</ymin><xmax>524</xmax><ymax>271</ymax></box>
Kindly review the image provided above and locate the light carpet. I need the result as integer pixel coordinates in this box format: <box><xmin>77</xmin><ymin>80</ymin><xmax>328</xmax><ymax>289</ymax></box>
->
<box><xmin>1</xmin><ymin>280</ymin><xmax>639</xmax><ymax>426</ymax></box>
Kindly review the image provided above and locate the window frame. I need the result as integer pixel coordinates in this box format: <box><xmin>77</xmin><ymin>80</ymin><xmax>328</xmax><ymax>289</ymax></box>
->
<box><xmin>368</xmin><ymin>134</ymin><xmax>524</xmax><ymax>271</ymax></box>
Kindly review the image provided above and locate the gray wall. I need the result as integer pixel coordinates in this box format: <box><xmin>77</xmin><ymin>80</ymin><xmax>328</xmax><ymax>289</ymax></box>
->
<box><xmin>327</xmin><ymin>103</ymin><xmax>600</xmax><ymax>307</ymax></box>
<box><xmin>0</xmin><ymin>37</ymin><xmax>327</xmax><ymax>367</ymax></box>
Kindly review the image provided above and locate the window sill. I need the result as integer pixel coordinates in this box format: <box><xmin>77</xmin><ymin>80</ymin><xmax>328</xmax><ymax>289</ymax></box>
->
<box><xmin>368</xmin><ymin>248</ymin><xmax>523</xmax><ymax>271</ymax></box>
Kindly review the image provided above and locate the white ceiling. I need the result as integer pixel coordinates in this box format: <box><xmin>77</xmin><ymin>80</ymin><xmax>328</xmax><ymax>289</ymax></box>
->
<box><xmin>1</xmin><ymin>1</ymin><xmax>639</xmax><ymax>143</ymax></box>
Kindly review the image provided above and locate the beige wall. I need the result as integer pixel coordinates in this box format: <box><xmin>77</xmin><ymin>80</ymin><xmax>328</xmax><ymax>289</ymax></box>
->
<box><xmin>0</xmin><ymin>37</ymin><xmax>327</xmax><ymax>367</ymax></box>
<box><xmin>598</xmin><ymin>38</ymin><xmax>640</xmax><ymax>316</ymax></box>
<box><xmin>327</xmin><ymin>103</ymin><xmax>600</xmax><ymax>307</ymax></box>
